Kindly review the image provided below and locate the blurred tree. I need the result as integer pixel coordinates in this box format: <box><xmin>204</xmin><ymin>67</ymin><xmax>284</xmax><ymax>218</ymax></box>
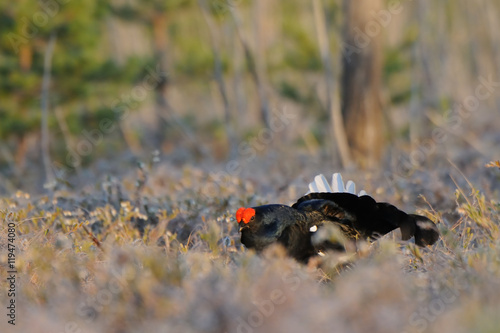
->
<box><xmin>229</xmin><ymin>0</ymin><xmax>271</xmax><ymax>129</ymax></box>
<box><xmin>313</xmin><ymin>0</ymin><xmax>351</xmax><ymax>168</ymax></box>
<box><xmin>110</xmin><ymin>0</ymin><xmax>197</xmax><ymax>150</ymax></box>
<box><xmin>198</xmin><ymin>0</ymin><xmax>236</xmax><ymax>157</ymax></box>
<box><xmin>0</xmin><ymin>0</ymin><xmax>497</xmax><ymax>192</ymax></box>
<box><xmin>340</xmin><ymin>0</ymin><xmax>385</xmax><ymax>168</ymax></box>
<box><xmin>0</xmin><ymin>1</ymin><xmax>148</xmax><ymax>184</ymax></box>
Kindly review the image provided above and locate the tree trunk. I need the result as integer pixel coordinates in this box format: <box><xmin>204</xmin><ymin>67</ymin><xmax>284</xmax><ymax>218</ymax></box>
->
<box><xmin>150</xmin><ymin>13</ymin><xmax>202</xmax><ymax>155</ymax></box>
<box><xmin>341</xmin><ymin>0</ymin><xmax>384</xmax><ymax>168</ymax></box>
<box><xmin>151</xmin><ymin>13</ymin><xmax>169</xmax><ymax>148</ymax></box>
<box><xmin>198</xmin><ymin>0</ymin><xmax>236</xmax><ymax>158</ymax></box>
<box><xmin>312</xmin><ymin>0</ymin><xmax>351</xmax><ymax>168</ymax></box>
<box><xmin>230</xmin><ymin>2</ymin><xmax>271</xmax><ymax>129</ymax></box>
<box><xmin>41</xmin><ymin>33</ymin><xmax>57</xmax><ymax>189</ymax></box>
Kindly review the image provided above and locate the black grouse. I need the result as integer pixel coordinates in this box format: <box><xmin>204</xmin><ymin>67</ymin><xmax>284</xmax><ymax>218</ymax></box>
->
<box><xmin>236</xmin><ymin>173</ymin><xmax>439</xmax><ymax>262</ymax></box>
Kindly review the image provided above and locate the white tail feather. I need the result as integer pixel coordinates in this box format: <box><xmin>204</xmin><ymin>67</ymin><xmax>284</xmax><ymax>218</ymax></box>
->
<box><xmin>332</xmin><ymin>173</ymin><xmax>344</xmax><ymax>192</ymax></box>
<box><xmin>315</xmin><ymin>174</ymin><xmax>332</xmax><ymax>192</ymax></box>
<box><xmin>345</xmin><ymin>180</ymin><xmax>355</xmax><ymax>194</ymax></box>
<box><xmin>307</xmin><ymin>173</ymin><xmax>367</xmax><ymax>196</ymax></box>
<box><xmin>308</xmin><ymin>182</ymin><xmax>318</xmax><ymax>193</ymax></box>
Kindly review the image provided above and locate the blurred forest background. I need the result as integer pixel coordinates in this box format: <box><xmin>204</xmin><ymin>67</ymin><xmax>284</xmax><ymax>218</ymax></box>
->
<box><xmin>1</xmin><ymin>2</ymin><xmax>500</xmax><ymax>332</ymax></box>
<box><xmin>1</xmin><ymin>0</ymin><xmax>499</xmax><ymax>194</ymax></box>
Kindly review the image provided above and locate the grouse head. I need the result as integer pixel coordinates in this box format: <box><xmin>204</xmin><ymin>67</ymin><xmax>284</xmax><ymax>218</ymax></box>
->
<box><xmin>236</xmin><ymin>204</ymin><xmax>304</xmax><ymax>252</ymax></box>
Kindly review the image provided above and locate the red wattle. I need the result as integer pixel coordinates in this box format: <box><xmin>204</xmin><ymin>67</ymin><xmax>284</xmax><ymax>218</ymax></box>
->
<box><xmin>242</xmin><ymin>208</ymin><xmax>255</xmax><ymax>224</ymax></box>
<box><xmin>236</xmin><ymin>207</ymin><xmax>246</xmax><ymax>223</ymax></box>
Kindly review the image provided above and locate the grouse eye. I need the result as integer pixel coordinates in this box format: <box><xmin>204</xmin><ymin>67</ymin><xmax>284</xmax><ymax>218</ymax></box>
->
<box><xmin>242</xmin><ymin>207</ymin><xmax>256</xmax><ymax>224</ymax></box>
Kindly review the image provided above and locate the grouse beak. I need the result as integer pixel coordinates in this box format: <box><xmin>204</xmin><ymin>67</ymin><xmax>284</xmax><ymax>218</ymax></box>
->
<box><xmin>239</xmin><ymin>224</ymin><xmax>250</xmax><ymax>233</ymax></box>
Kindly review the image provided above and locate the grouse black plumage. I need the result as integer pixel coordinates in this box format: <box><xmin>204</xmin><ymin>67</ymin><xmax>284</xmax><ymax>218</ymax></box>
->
<box><xmin>236</xmin><ymin>174</ymin><xmax>439</xmax><ymax>262</ymax></box>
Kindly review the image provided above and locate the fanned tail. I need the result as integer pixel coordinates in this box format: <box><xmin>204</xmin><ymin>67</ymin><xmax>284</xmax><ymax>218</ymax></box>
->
<box><xmin>306</xmin><ymin>173</ymin><xmax>440</xmax><ymax>246</ymax></box>
<box><xmin>308</xmin><ymin>173</ymin><xmax>366</xmax><ymax>196</ymax></box>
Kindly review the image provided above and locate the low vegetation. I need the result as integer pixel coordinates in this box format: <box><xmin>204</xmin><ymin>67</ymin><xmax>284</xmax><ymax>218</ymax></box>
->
<box><xmin>1</xmin><ymin>159</ymin><xmax>499</xmax><ymax>332</ymax></box>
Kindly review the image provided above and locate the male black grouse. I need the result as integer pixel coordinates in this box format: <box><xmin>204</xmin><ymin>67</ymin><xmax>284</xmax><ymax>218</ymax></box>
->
<box><xmin>236</xmin><ymin>173</ymin><xmax>439</xmax><ymax>262</ymax></box>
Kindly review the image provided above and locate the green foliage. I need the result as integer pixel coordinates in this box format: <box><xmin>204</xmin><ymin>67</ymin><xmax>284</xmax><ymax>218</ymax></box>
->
<box><xmin>281</xmin><ymin>21</ymin><xmax>321</xmax><ymax>71</ymax></box>
<box><xmin>384</xmin><ymin>47</ymin><xmax>412</xmax><ymax>105</ymax></box>
<box><xmin>175</xmin><ymin>39</ymin><xmax>214</xmax><ymax>76</ymax></box>
<box><xmin>0</xmin><ymin>0</ymin><xmax>144</xmax><ymax>142</ymax></box>
<box><xmin>0</xmin><ymin>109</ymin><xmax>39</xmax><ymax>138</ymax></box>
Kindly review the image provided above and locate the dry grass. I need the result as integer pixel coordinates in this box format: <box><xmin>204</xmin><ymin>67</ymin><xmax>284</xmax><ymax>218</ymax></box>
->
<box><xmin>1</xmin><ymin>158</ymin><xmax>499</xmax><ymax>333</ymax></box>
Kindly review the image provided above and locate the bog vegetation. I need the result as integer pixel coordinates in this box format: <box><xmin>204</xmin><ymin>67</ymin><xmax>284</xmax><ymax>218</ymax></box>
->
<box><xmin>1</xmin><ymin>0</ymin><xmax>500</xmax><ymax>332</ymax></box>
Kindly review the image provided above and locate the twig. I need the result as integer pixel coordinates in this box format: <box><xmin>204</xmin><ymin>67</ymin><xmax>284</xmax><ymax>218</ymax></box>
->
<box><xmin>198</xmin><ymin>0</ymin><xmax>237</xmax><ymax>157</ymax></box>
<box><xmin>229</xmin><ymin>2</ymin><xmax>271</xmax><ymax>128</ymax></box>
<box><xmin>41</xmin><ymin>33</ymin><xmax>57</xmax><ymax>189</ymax></box>
<box><xmin>312</xmin><ymin>0</ymin><xmax>351</xmax><ymax>167</ymax></box>
<box><xmin>54</xmin><ymin>106</ymin><xmax>81</xmax><ymax>176</ymax></box>
<box><xmin>81</xmin><ymin>223</ymin><xmax>102</xmax><ymax>249</ymax></box>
